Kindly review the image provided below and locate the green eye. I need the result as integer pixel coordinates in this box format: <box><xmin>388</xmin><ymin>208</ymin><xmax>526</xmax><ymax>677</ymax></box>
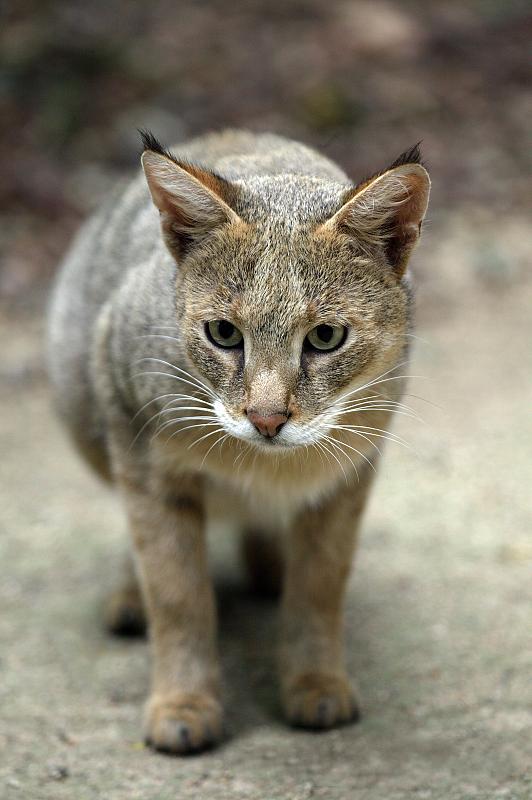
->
<box><xmin>305</xmin><ymin>324</ymin><xmax>347</xmax><ymax>352</ymax></box>
<box><xmin>206</xmin><ymin>320</ymin><xmax>243</xmax><ymax>349</ymax></box>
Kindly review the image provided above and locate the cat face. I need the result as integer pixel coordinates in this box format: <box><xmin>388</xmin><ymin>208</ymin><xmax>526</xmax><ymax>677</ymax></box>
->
<box><xmin>142</xmin><ymin>139</ymin><xmax>429</xmax><ymax>452</ymax></box>
<box><xmin>178</xmin><ymin>221</ymin><xmax>409</xmax><ymax>451</ymax></box>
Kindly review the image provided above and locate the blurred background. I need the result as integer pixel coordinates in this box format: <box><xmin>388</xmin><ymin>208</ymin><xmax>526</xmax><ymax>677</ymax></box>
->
<box><xmin>1</xmin><ymin>0</ymin><xmax>530</xmax><ymax>308</ymax></box>
<box><xmin>1</xmin><ymin>2</ymin><xmax>531</xmax><ymax>798</ymax></box>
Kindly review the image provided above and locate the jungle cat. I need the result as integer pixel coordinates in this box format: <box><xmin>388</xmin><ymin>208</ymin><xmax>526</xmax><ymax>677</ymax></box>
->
<box><xmin>48</xmin><ymin>130</ymin><xmax>430</xmax><ymax>754</ymax></box>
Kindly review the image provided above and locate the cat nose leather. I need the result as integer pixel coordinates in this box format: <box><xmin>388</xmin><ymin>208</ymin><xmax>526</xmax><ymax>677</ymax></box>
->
<box><xmin>247</xmin><ymin>410</ymin><xmax>288</xmax><ymax>438</ymax></box>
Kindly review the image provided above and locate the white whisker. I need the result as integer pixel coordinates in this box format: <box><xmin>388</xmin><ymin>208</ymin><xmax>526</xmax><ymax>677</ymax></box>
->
<box><xmin>188</xmin><ymin>427</ymin><xmax>227</xmax><ymax>450</ymax></box>
<box><xmin>335</xmin><ymin>405</ymin><xmax>422</xmax><ymax>423</ymax></box>
<box><xmin>137</xmin><ymin>333</ymin><xmax>181</xmax><ymax>342</ymax></box>
<box><xmin>334</xmin><ymin>361</ymin><xmax>412</xmax><ymax>405</ymax></box>
<box><xmin>130</xmin><ymin>394</ymin><xmax>212</xmax><ymax>450</ymax></box>
<box><xmin>147</xmin><ymin>325</ymin><xmax>180</xmax><ymax>332</ymax></box>
<box><xmin>335</xmin><ymin>400</ymin><xmax>417</xmax><ymax>416</ymax></box>
<box><xmin>333</xmin><ymin>426</ymin><xmax>414</xmax><ymax>454</ymax></box>
<box><xmin>333</xmin><ymin>424</ymin><xmax>409</xmax><ymax>445</ymax></box>
<box><xmin>326</xmin><ymin>433</ymin><xmax>374</xmax><ymax>474</ymax></box>
<box><xmin>156</xmin><ymin>406</ymin><xmax>217</xmax><ymax>417</ymax></box>
<box><xmin>154</xmin><ymin>416</ymin><xmax>218</xmax><ymax>440</ymax></box>
<box><xmin>335</xmin><ymin>394</ymin><xmax>419</xmax><ymax>416</ymax></box>
<box><xmin>131</xmin><ymin>396</ymin><xmax>213</xmax><ymax>446</ymax></box>
<box><xmin>131</xmin><ymin>370</ymin><xmax>216</xmax><ymax>401</ymax></box>
<box><xmin>201</xmin><ymin>433</ymin><xmax>230</xmax><ymax>466</ymax></box>
<box><xmin>335</xmin><ymin>428</ymin><xmax>383</xmax><ymax>457</ymax></box>
<box><xmin>312</xmin><ymin>440</ymin><xmax>330</xmax><ymax>470</ymax></box>
<box><xmin>398</xmin><ymin>332</ymin><xmax>431</xmax><ymax>345</ymax></box>
<box><xmin>323</xmin><ymin>434</ymin><xmax>360</xmax><ymax>479</ymax></box>
<box><xmin>134</xmin><ymin>358</ymin><xmax>217</xmax><ymax>399</ymax></box>
<box><xmin>132</xmin><ymin>392</ymin><xmax>212</xmax><ymax>423</ymax></box>
<box><xmin>317</xmin><ymin>437</ymin><xmax>348</xmax><ymax>483</ymax></box>
<box><xmin>159</xmin><ymin>421</ymin><xmax>221</xmax><ymax>445</ymax></box>
<box><xmin>233</xmin><ymin>440</ymin><xmax>251</xmax><ymax>469</ymax></box>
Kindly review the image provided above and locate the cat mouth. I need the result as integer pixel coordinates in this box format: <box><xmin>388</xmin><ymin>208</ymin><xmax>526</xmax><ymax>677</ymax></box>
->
<box><xmin>243</xmin><ymin>427</ymin><xmax>318</xmax><ymax>453</ymax></box>
<box><xmin>229</xmin><ymin>427</ymin><xmax>301</xmax><ymax>453</ymax></box>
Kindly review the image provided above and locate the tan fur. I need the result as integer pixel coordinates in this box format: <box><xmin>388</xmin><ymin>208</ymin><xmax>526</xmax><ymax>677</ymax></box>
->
<box><xmin>118</xmin><ymin>465</ymin><xmax>222</xmax><ymax>753</ymax></box>
<box><xmin>48</xmin><ymin>131</ymin><xmax>430</xmax><ymax>754</ymax></box>
<box><xmin>280</xmin><ymin>465</ymin><xmax>375</xmax><ymax>727</ymax></box>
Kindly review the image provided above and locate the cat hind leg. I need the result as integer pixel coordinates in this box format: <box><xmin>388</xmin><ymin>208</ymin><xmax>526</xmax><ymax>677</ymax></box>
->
<box><xmin>104</xmin><ymin>556</ymin><xmax>146</xmax><ymax>637</ymax></box>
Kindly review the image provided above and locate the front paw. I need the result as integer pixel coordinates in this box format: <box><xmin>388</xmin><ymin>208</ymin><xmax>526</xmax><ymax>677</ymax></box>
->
<box><xmin>144</xmin><ymin>692</ymin><xmax>223</xmax><ymax>754</ymax></box>
<box><xmin>282</xmin><ymin>672</ymin><xmax>360</xmax><ymax>730</ymax></box>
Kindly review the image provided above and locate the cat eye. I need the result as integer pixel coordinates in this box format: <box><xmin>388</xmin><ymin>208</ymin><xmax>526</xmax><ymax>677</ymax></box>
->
<box><xmin>206</xmin><ymin>320</ymin><xmax>244</xmax><ymax>349</ymax></box>
<box><xmin>305</xmin><ymin>324</ymin><xmax>347</xmax><ymax>352</ymax></box>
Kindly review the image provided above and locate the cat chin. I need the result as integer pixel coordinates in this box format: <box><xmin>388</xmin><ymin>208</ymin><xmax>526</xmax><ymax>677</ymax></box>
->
<box><xmin>244</xmin><ymin>436</ymin><xmax>301</xmax><ymax>454</ymax></box>
<box><xmin>222</xmin><ymin>422</ymin><xmax>328</xmax><ymax>453</ymax></box>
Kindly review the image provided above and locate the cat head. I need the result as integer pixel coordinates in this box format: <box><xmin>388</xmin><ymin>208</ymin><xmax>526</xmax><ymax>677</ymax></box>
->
<box><xmin>141</xmin><ymin>132</ymin><xmax>430</xmax><ymax>452</ymax></box>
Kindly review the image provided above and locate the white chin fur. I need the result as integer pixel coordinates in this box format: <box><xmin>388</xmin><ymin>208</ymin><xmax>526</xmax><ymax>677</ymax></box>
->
<box><xmin>213</xmin><ymin>400</ymin><xmax>330</xmax><ymax>452</ymax></box>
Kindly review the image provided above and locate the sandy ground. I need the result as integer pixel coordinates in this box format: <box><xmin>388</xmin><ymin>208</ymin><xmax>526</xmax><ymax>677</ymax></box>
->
<box><xmin>1</xmin><ymin>248</ymin><xmax>531</xmax><ymax>799</ymax></box>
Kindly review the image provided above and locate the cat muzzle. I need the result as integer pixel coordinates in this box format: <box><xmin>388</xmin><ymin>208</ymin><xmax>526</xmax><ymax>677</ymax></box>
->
<box><xmin>246</xmin><ymin>410</ymin><xmax>289</xmax><ymax>438</ymax></box>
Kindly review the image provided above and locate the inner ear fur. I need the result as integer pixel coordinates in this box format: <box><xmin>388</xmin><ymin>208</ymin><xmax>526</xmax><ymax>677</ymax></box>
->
<box><xmin>322</xmin><ymin>160</ymin><xmax>431</xmax><ymax>277</ymax></box>
<box><xmin>141</xmin><ymin>141</ymin><xmax>242</xmax><ymax>259</ymax></box>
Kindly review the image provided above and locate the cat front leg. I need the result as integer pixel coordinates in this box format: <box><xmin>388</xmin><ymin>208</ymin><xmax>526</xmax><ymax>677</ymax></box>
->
<box><xmin>118</xmin><ymin>468</ymin><xmax>221</xmax><ymax>754</ymax></box>
<box><xmin>279</xmin><ymin>465</ymin><xmax>375</xmax><ymax>729</ymax></box>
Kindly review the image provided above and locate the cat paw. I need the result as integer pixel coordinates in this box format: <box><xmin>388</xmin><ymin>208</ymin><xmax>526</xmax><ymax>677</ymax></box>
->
<box><xmin>283</xmin><ymin>672</ymin><xmax>360</xmax><ymax>730</ymax></box>
<box><xmin>104</xmin><ymin>587</ymin><xmax>146</xmax><ymax>637</ymax></box>
<box><xmin>144</xmin><ymin>692</ymin><xmax>223</xmax><ymax>754</ymax></box>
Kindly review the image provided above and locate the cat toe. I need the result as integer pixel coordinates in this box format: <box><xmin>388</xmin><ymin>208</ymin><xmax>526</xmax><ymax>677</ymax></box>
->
<box><xmin>144</xmin><ymin>692</ymin><xmax>223</xmax><ymax>754</ymax></box>
<box><xmin>283</xmin><ymin>672</ymin><xmax>360</xmax><ymax>730</ymax></box>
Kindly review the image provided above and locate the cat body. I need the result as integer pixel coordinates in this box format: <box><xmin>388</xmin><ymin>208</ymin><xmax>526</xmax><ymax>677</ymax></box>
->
<box><xmin>48</xmin><ymin>130</ymin><xmax>430</xmax><ymax>753</ymax></box>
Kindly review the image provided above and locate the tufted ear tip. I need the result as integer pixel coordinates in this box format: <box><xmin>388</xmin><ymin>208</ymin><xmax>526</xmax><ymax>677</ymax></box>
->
<box><xmin>141</xmin><ymin>141</ymin><xmax>242</xmax><ymax>260</ymax></box>
<box><xmin>387</xmin><ymin>142</ymin><xmax>425</xmax><ymax>171</ymax></box>
<box><xmin>139</xmin><ymin>129</ymin><xmax>176</xmax><ymax>161</ymax></box>
<box><xmin>321</xmin><ymin>155</ymin><xmax>430</xmax><ymax>277</ymax></box>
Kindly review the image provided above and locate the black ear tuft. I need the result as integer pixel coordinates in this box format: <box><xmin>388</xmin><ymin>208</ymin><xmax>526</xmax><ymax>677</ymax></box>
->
<box><xmin>138</xmin><ymin>129</ymin><xmax>178</xmax><ymax>163</ymax></box>
<box><xmin>388</xmin><ymin>142</ymin><xmax>424</xmax><ymax>170</ymax></box>
<box><xmin>351</xmin><ymin>142</ymin><xmax>427</xmax><ymax>197</ymax></box>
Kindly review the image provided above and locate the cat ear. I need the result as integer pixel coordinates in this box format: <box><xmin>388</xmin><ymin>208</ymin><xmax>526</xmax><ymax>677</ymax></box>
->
<box><xmin>140</xmin><ymin>131</ymin><xmax>241</xmax><ymax>259</ymax></box>
<box><xmin>322</xmin><ymin>146</ymin><xmax>430</xmax><ymax>277</ymax></box>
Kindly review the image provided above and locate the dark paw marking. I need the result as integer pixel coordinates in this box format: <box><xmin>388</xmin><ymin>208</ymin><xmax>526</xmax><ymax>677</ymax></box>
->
<box><xmin>284</xmin><ymin>672</ymin><xmax>360</xmax><ymax>730</ymax></box>
<box><xmin>145</xmin><ymin>693</ymin><xmax>223</xmax><ymax>755</ymax></box>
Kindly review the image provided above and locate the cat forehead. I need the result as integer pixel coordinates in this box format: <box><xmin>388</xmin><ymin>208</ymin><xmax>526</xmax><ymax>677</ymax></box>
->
<box><xmin>232</xmin><ymin>175</ymin><xmax>350</xmax><ymax>225</ymax></box>
<box><xmin>232</xmin><ymin>271</ymin><xmax>313</xmax><ymax>330</ymax></box>
<box><xmin>193</xmin><ymin>220</ymin><xmax>345</xmax><ymax>299</ymax></box>
<box><xmin>188</xmin><ymin>245</ymin><xmax>318</xmax><ymax>330</ymax></box>
<box><xmin>185</xmin><ymin>221</ymin><xmax>382</xmax><ymax>335</ymax></box>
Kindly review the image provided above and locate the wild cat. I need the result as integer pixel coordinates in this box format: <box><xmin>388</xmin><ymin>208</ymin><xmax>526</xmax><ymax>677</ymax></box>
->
<box><xmin>48</xmin><ymin>130</ymin><xmax>430</xmax><ymax>754</ymax></box>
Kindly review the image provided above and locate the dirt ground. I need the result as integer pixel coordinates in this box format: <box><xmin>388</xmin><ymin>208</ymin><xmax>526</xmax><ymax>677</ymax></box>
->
<box><xmin>1</xmin><ymin>1</ymin><xmax>531</xmax><ymax>798</ymax></box>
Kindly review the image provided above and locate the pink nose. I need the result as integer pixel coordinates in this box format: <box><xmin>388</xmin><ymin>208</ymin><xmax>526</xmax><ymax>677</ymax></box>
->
<box><xmin>247</xmin><ymin>410</ymin><xmax>288</xmax><ymax>438</ymax></box>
